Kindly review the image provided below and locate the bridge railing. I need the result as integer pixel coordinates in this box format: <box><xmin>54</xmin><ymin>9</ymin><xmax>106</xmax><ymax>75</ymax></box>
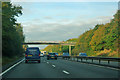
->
<box><xmin>57</xmin><ymin>56</ymin><xmax>120</xmax><ymax>69</ymax></box>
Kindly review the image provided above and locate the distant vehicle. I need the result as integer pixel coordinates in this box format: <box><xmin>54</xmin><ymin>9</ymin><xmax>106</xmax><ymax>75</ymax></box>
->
<box><xmin>55</xmin><ymin>53</ymin><xmax>58</xmax><ymax>56</ymax></box>
<box><xmin>25</xmin><ymin>47</ymin><xmax>41</xmax><ymax>63</ymax></box>
<box><xmin>79</xmin><ymin>53</ymin><xmax>87</xmax><ymax>56</ymax></box>
<box><xmin>47</xmin><ymin>52</ymin><xmax>57</xmax><ymax>60</ymax></box>
<box><xmin>40</xmin><ymin>53</ymin><xmax>44</xmax><ymax>56</ymax></box>
<box><xmin>41</xmin><ymin>51</ymin><xmax>46</xmax><ymax>55</ymax></box>
<box><xmin>63</xmin><ymin>53</ymin><xmax>69</xmax><ymax>56</ymax></box>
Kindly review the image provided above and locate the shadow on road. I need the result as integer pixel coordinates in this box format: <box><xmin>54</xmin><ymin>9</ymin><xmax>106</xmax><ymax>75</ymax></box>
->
<box><xmin>24</xmin><ymin>61</ymin><xmax>40</xmax><ymax>64</ymax></box>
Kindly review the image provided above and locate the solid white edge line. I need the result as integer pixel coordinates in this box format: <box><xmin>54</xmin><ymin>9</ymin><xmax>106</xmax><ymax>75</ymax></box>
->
<box><xmin>63</xmin><ymin>70</ymin><xmax>70</xmax><ymax>75</ymax></box>
<box><xmin>0</xmin><ymin>58</ymin><xmax>24</xmax><ymax>76</ymax></box>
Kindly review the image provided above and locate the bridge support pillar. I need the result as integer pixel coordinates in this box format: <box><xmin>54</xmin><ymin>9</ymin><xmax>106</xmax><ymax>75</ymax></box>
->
<box><xmin>69</xmin><ymin>45</ymin><xmax>72</xmax><ymax>56</ymax></box>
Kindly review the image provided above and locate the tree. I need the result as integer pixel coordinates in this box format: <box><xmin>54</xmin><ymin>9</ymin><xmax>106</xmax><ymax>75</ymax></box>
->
<box><xmin>2</xmin><ymin>2</ymin><xmax>24</xmax><ymax>57</ymax></box>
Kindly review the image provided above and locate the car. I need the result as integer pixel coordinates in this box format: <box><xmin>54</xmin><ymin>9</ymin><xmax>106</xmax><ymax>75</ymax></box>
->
<box><xmin>55</xmin><ymin>53</ymin><xmax>58</xmax><ymax>56</ymax></box>
<box><xmin>79</xmin><ymin>53</ymin><xmax>87</xmax><ymax>56</ymax></box>
<box><xmin>63</xmin><ymin>52</ymin><xmax>69</xmax><ymax>56</ymax></box>
<box><xmin>62</xmin><ymin>52</ymin><xmax>70</xmax><ymax>59</ymax></box>
<box><xmin>25</xmin><ymin>47</ymin><xmax>41</xmax><ymax>63</ymax></box>
<box><xmin>40</xmin><ymin>53</ymin><xmax>44</xmax><ymax>56</ymax></box>
<box><xmin>47</xmin><ymin>52</ymin><xmax>57</xmax><ymax>60</ymax></box>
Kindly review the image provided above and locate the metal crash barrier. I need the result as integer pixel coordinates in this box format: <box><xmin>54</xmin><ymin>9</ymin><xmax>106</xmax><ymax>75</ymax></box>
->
<box><xmin>58</xmin><ymin>56</ymin><xmax>120</xmax><ymax>69</ymax></box>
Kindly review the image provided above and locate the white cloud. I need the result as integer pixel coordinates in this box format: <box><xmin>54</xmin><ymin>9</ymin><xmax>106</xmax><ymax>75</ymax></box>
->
<box><xmin>44</xmin><ymin>16</ymin><xmax>53</xmax><ymax>19</ymax></box>
<box><xmin>22</xmin><ymin>15</ymin><xmax>113</xmax><ymax>42</ymax></box>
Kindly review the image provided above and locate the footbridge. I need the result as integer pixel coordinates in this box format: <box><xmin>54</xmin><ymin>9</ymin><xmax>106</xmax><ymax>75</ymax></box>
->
<box><xmin>22</xmin><ymin>41</ymin><xmax>76</xmax><ymax>55</ymax></box>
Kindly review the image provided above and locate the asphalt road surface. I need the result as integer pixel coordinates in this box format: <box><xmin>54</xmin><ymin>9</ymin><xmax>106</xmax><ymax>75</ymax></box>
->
<box><xmin>2</xmin><ymin>57</ymin><xmax>120</xmax><ymax>78</ymax></box>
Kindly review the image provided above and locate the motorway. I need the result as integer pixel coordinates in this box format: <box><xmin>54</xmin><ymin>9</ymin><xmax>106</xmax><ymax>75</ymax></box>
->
<box><xmin>2</xmin><ymin>57</ymin><xmax>120</xmax><ymax>78</ymax></box>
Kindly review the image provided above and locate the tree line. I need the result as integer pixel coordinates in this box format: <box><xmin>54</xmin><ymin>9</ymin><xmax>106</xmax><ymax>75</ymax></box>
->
<box><xmin>2</xmin><ymin>2</ymin><xmax>25</xmax><ymax>57</ymax></box>
<box><xmin>72</xmin><ymin>10</ymin><xmax>119</xmax><ymax>57</ymax></box>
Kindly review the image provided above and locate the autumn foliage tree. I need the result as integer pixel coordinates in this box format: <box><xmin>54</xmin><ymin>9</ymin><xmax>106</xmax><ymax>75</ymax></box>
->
<box><xmin>72</xmin><ymin>10</ymin><xmax>119</xmax><ymax>57</ymax></box>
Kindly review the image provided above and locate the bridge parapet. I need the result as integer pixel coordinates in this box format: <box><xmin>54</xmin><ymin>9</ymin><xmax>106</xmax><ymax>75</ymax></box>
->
<box><xmin>22</xmin><ymin>41</ymin><xmax>76</xmax><ymax>45</ymax></box>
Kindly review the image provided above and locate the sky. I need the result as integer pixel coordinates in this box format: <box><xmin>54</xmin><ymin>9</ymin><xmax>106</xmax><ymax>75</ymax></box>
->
<box><xmin>11</xmin><ymin>0</ymin><xmax>119</xmax><ymax>2</ymax></box>
<box><xmin>12</xmin><ymin>2</ymin><xmax>118</xmax><ymax>49</ymax></box>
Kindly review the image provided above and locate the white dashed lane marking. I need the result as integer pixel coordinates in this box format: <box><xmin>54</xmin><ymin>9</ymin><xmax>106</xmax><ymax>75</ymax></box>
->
<box><xmin>62</xmin><ymin>70</ymin><xmax>70</xmax><ymax>75</ymax></box>
<box><xmin>52</xmin><ymin>65</ymin><xmax>56</xmax><ymax>68</ymax></box>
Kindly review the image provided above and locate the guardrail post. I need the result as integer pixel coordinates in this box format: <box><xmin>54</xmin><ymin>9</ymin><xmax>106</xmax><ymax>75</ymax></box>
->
<box><xmin>86</xmin><ymin>58</ymin><xmax>87</xmax><ymax>62</ymax></box>
<box><xmin>99</xmin><ymin>59</ymin><xmax>101</xmax><ymax>64</ymax></box>
<box><xmin>108</xmin><ymin>60</ymin><xmax>110</xmax><ymax>64</ymax></box>
<box><xmin>73</xmin><ymin>57</ymin><xmax>75</xmax><ymax>61</ymax></box>
<box><xmin>81</xmin><ymin>58</ymin><xmax>82</xmax><ymax>62</ymax></box>
<box><xmin>77</xmin><ymin>58</ymin><xmax>78</xmax><ymax>62</ymax></box>
<box><xmin>68</xmin><ymin>57</ymin><xmax>70</xmax><ymax>60</ymax></box>
<box><xmin>92</xmin><ymin>59</ymin><xmax>93</xmax><ymax>62</ymax></box>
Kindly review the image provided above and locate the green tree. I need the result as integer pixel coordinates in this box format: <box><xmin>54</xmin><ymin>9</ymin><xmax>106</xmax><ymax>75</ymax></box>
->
<box><xmin>2</xmin><ymin>2</ymin><xmax>24</xmax><ymax>57</ymax></box>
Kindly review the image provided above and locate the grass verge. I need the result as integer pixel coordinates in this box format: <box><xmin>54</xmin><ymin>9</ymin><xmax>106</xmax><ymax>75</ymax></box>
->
<box><xmin>2</xmin><ymin>56</ymin><xmax>24</xmax><ymax>66</ymax></box>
